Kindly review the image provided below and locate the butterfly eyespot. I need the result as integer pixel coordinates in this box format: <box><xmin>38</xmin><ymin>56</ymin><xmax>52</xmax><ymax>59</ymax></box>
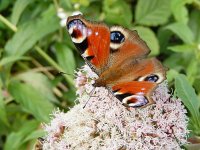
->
<box><xmin>67</xmin><ymin>19</ymin><xmax>83</xmax><ymax>30</ymax></box>
<box><xmin>144</xmin><ymin>74</ymin><xmax>159</xmax><ymax>82</ymax></box>
<box><xmin>121</xmin><ymin>94</ymin><xmax>148</xmax><ymax>108</ymax></box>
<box><xmin>110</xmin><ymin>31</ymin><xmax>125</xmax><ymax>44</ymax></box>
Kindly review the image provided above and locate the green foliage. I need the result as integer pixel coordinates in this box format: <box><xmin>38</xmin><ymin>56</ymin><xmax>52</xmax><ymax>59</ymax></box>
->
<box><xmin>0</xmin><ymin>0</ymin><xmax>200</xmax><ymax>148</ymax></box>
<box><xmin>8</xmin><ymin>81</ymin><xmax>54</xmax><ymax>122</ymax></box>
<box><xmin>4</xmin><ymin>120</ymin><xmax>40</xmax><ymax>150</ymax></box>
<box><xmin>135</xmin><ymin>0</ymin><xmax>171</xmax><ymax>26</ymax></box>
<box><xmin>5</xmin><ymin>5</ymin><xmax>60</xmax><ymax>56</ymax></box>
<box><xmin>133</xmin><ymin>26</ymin><xmax>159</xmax><ymax>56</ymax></box>
<box><xmin>55</xmin><ymin>43</ymin><xmax>76</xmax><ymax>75</ymax></box>
<box><xmin>175</xmin><ymin>74</ymin><xmax>200</xmax><ymax>135</ymax></box>
<box><xmin>165</xmin><ymin>22</ymin><xmax>194</xmax><ymax>44</ymax></box>
<box><xmin>11</xmin><ymin>0</ymin><xmax>34</xmax><ymax>25</ymax></box>
<box><xmin>103</xmin><ymin>0</ymin><xmax>132</xmax><ymax>27</ymax></box>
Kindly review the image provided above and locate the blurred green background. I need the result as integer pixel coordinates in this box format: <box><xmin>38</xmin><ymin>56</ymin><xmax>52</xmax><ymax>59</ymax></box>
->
<box><xmin>0</xmin><ymin>0</ymin><xmax>200</xmax><ymax>149</ymax></box>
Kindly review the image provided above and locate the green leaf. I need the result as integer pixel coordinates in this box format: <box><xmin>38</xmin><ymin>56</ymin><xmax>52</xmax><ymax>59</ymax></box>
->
<box><xmin>175</xmin><ymin>74</ymin><xmax>200</xmax><ymax>125</ymax></box>
<box><xmin>0</xmin><ymin>0</ymin><xmax>13</xmax><ymax>11</ymax></box>
<box><xmin>0</xmin><ymin>90</ymin><xmax>9</xmax><ymax>126</ymax></box>
<box><xmin>166</xmin><ymin>69</ymin><xmax>179</xmax><ymax>82</ymax></box>
<box><xmin>5</xmin><ymin>5</ymin><xmax>60</xmax><ymax>57</ymax></box>
<box><xmin>164</xmin><ymin>53</ymin><xmax>184</xmax><ymax>71</ymax></box>
<box><xmin>60</xmin><ymin>0</ymin><xmax>73</xmax><ymax>9</ymax></box>
<box><xmin>133</xmin><ymin>26</ymin><xmax>159</xmax><ymax>56</ymax></box>
<box><xmin>71</xmin><ymin>0</ymin><xmax>90</xmax><ymax>6</ymax></box>
<box><xmin>4</xmin><ymin>120</ymin><xmax>39</xmax><ymax>150</ymax></box>
<box><xmin>135</xmin><ymin>0</ymin><xmax>171</xmax><ymax>26</ymax></box>
<box><xmin>165</xmin><ymin>22</ymin><xmax>194</xmax><ymax>44</ymax></box>
<box><xmin>194</xmin><ymin>79</ymin><xmax>200</xmax><ymax>94</ymax></box>
<box><xmin>14</xmin><ymin>72</ymin><xmax>59</xmax><ymax>103</ymax></box>
<box><xmin>55</xmin><ymin>43</ymin><xmax>76</xmax><ymax>75</ymax></box>
<box><xmin>186</xmin><ymin>59</ymin><xmax>199</xmax><ymax>84</ymax></box>
<box><xmin>157</xmin><ymin>27</ymin><xmax>173</xmax><ymax>53</ymax></box>
<box><xmin>11</xmin><ymin>0</ymin><xmax>33</xmax><ymax>25</ymax></box>
<box><xmin>185</xmin><ymin>144</ymin><xmax>200</xmax><ymax>150</ymax></box>
<box><xmin>168</xmin><ymin>44</ymin><xmax>197</xmax><ymax>53</ymax></box>
<box><xmin>8</xmin><ymin>81</ymin><xmax>54</xmax><ymax>122</ymax></box>
<box><xmin>0</xmin><ymin>56</ymin><xmax>29</xmax><ymax>66</ymax></box>
<box><xmin>170</xmin><ymin>0</ymin><xmax>191</xmax><ymax>24</ymax></box>
<box><xmin>22</xmin><ymin>129</ymin><xmax>45</xmax><ymax>143</ymax></box>
<box><xmin>189</xmin><ymin>9</ymin><xmax>200</xmax><ymax>43</ymax></box>
<box><xmin>103</xmin><ymin>0</ymin><xmax>132</xmax><ymax>27</ymax></box>
<box><xmin>64</xmin><ymin>89</ymin><xmax>76</xmax><ymax>104</ymax></box>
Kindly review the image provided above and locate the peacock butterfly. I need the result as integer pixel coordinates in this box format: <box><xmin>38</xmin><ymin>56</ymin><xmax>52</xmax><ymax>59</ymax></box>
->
<box><xmin>66</xmin><ymin>15</ymin><xmax>167</xmax><ymax>108</ymax></box>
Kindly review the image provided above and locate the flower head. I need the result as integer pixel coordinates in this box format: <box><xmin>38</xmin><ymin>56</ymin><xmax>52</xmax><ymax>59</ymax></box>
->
<box><xmin>42</xmin><ymin>65</ymin><xmax>188</xmax><ymax>150</ymax></box>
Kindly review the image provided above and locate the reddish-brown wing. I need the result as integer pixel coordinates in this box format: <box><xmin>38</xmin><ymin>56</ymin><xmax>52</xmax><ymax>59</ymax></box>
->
<box><xmin>66</xmin><ymin>15</ymin><xmax>150</xmax><ymax>74</ymax></box>
<box><xmin>112</xmin><ymin>81</ymin><xmax>156</xmax><ymax>107</ymax></box>
<box><xmin>67</xmin><ymin>15</ymin><xmax>110</xmax><ymax>74</ymax></box>
<box><xmin>67</xmin><ymin>15</ymin><xmax>167</xmax><ymax>108</ymax></box>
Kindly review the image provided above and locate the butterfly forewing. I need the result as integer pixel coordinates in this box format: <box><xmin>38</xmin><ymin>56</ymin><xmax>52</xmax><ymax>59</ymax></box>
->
<box><xmin>67</xmin><ymin>15</ymin><xmax>110</xmax><ymax>74</ymax></box>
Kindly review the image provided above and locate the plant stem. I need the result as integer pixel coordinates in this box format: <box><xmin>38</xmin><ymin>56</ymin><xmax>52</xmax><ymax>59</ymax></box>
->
<box><xmin>34</xmin><ymin>46</ymin><xmax>74</xmax><ymax>87</ymax></box>
<box><xmin>0</xmin><ymin>14</ymin><xmax>17</xmax><ymax>32</ymax></box>
<box><xmin>0</xmin><ymin>14</ymin><xmax>75</xmax><ymax>89</ymax></box>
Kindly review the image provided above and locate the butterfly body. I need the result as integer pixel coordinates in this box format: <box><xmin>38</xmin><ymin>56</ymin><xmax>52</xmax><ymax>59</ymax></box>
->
<box><xmin>67</xmin><ymin>15</ymin><xmax>167</xmax><ymax>108</ymax></box>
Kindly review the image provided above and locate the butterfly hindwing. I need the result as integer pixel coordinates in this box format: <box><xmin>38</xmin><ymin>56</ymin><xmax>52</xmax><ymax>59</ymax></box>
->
<box><xmin>111</xmin><ymin>81</ymin><xmax>157</xmax><ymax>107</ymax></box>
<box><xmin>97</xmin><ymin>58</ymin><xmax>166</xmax><ymax>107</ymax></box>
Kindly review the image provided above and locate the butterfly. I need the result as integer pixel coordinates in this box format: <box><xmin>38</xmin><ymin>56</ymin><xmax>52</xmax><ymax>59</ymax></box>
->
<box><xmin>66</xmin><ymin>15</ymin><xmax>167</xmax><ymax>108</ymax></box>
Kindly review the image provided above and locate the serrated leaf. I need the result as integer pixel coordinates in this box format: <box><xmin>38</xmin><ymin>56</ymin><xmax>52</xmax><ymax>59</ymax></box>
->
<box><xmin>103</xmin><ymin>0</ymin><xmax>132</xmax><ymax>27</ymax></box>
<box><xmin>135</xmin><ymin>0</ymin><xmax>171</xmax><ymax>26</ymax></box>
<box><xmin>165</xmin><ymin>22</ymin><xmax>194</xmax><ymax>44</ymax></box>
<box><xmin>175</xmin><ymin>74</ymin><xmax>200</xmax><ymax>125</ymax></box>
<box><xmin>55</xmin><ymin>43</ymin><xmax>76</xmax><ymax>75</ymax></box>
<box><xmin>189</xmin><ymin>9</ymin><xmax>200</xmax><ymax>43</ymax></box>
<box><xmin>5</xmin><ymin>5</ymin><xmax>60</xmax><ymax>57</ymax></box>
<box><xmin>14</xmin><ymin>72</ymin><xmax>59</xmax><ymax>103</ymax></box>
<box><xmin>8</xmin><ymin>81</ymin><xmax>54</xmax><ymax>122</ymax></box>
<box><xmin>11</xmin><ymin>0</ymin><xmax>33</xmax><ymax>25</ymax></box>
<box><xmin>170</xmin><ymin>0</ymin><xmax>190</xmax><ymax>24</ymax></box>
<box><xmin>133</xmin><ymin>26</ymin><xmax>159</xmax><ymax>56</ymax></box>
<box><xmin>4</xmin><ymin>120</ymin><xmax>39</xmax><ymax>150</ymax></box>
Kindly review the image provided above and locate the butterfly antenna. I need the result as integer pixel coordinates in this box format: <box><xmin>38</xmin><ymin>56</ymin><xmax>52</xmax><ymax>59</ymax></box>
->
<box><xmin>57</xmin><ymin>72</ymin><xmax>73</xmax><ymax>76</ymax></box>
<box><xmin>83</xmin><ymin>87</ymin><xmax>96</xmax><ymax>109</ymax></box>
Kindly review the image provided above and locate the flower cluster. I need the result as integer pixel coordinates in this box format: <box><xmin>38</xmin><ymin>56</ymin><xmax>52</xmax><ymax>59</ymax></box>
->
<box><xmin>42</xmin><ymin>65</ymin><xmax>188</xmax><ymax>150</ymax></box>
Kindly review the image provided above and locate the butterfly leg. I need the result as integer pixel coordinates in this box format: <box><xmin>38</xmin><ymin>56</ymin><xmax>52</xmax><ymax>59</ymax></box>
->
<box><xmin>83</xmin><ymin>87</ymin><xmax>97</xmax><ymax>108</ymax></box>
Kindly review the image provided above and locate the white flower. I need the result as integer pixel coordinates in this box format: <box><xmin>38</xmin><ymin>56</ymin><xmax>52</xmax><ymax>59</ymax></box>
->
<box><xmin>42</xmin><ymin>65</ymin><xmax>189</xmax><ymax>150</ymax></box>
